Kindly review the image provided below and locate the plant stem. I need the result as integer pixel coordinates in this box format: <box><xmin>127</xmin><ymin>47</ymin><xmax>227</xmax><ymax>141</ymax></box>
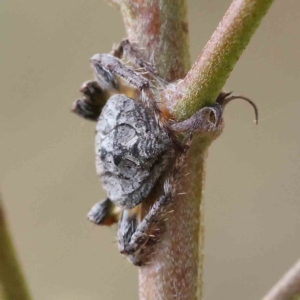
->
<box><xmin>0</xmin><ymin>194</ymin><xmax>32</xmax><ymax>300</ymax></box>
<box><xmin>119</xmin><ymin>0</ymin><xmax>191</xmax><ymax>82</ymax></box>
<box><xmin>262</xmin><ymin>259</ymin><xmax>300</xmax><ymax>300</ymax></box>
<box><xmin>162</xmin><ymin>0</ymin><xmax>274</xmax><ymax>120</ymax></box>
<box><xmin>108</xmin><ymin>0</ymin><xmax>273</xmax><ymax>299</ymax></box>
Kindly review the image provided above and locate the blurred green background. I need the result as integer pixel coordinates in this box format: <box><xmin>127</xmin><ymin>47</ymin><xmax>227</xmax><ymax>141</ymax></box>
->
<box><xmin>1</xmin><ymin>0</ymin><xmax>300</xmax><ymax>299</ymax></box>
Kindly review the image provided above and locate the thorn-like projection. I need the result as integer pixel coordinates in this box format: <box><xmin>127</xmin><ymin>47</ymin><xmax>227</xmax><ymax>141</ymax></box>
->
<box><xmin>216</xmin><ymin>92</ymin><xmax>259</xmax><ymax>124</ymax></box>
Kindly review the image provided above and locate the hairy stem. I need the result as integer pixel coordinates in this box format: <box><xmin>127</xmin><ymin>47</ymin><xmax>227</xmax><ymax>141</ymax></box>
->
<box><xmin>0</xmin><ymin>194</ymin><xmax>32</xmax><ymax>300</ymax></box>
<box><xmin>119</xmin><ymin>0</ymin><xmax>191</xmax><ymax>82</ymax></box>
<box><xmin>162</xmin><ymin>0</ymin><xmax>274</xmax><ymax>120</ymax></box>
<box><xmin>262</xmin><ymin>259</ymin><xmax>300</xmax><ymax>300</ymax></box>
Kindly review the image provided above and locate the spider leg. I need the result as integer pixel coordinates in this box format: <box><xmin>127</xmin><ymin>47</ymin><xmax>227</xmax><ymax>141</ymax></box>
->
<box><xmin>117</xmin><ymin>210</ymin><xmax>146</xmax><ymax>266</ymax></box>
<box><xmin>117</xmin><ymin>143</ymin><xmax>189</xmax><ymax>265</ymax></box>
<box><xmin>87</xmin><ymin>198</ymin><xmax>121</xmax><ymax>226</ymax></box>
<box><xmin>88</xmin><ymin>199</ymin><xmax>144</xmax><ymax>265</ymax></box>
<box><xmin>71</xmin><ymin>81</ymin><xmax>109</xmax><ymax>121</ymax></box>
<box><xmin>91</xmin><ymin>53</ymin><xmax>151</xmax><ymax>90</ymax></box>
<box><xmin>112</xmin><ymin>39</ymin><xmax>158</xmax><ymax>77</ymax></box>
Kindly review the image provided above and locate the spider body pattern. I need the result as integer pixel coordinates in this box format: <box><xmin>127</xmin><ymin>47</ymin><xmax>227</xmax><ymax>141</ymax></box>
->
<box><xmin>72</xmin><ymin>39</ymin><xmax>257</xmax><ymax>266</ymax></box>
<box><xmin>95</xmin><ymin>94</ymin><xmax>172</xmax><ymax>209</ymax></box>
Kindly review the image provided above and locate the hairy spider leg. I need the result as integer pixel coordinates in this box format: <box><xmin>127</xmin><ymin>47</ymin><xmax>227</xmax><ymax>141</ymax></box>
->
<box><xmin>113</xmin><ymin>39</ymin><xmax>159</xmax><ymax>78</ymax></box>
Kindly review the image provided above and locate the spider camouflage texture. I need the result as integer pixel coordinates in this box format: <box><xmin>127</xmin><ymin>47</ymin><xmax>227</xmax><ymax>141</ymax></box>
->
<box><xmin>72</xmin><ymin>39</ymin><xmax>258</xmax><ymax>266</ymax></box>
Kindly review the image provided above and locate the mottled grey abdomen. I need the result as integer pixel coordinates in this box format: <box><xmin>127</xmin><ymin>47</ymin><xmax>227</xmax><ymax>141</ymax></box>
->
<box><xmin>95</xmin><ymin>94</ymin><xmax>172</xmax><ymax>209</ymax></box>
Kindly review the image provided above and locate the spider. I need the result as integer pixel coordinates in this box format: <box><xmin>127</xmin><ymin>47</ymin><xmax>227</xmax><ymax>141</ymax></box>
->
<box><xmin>72</xmin><ymin>39</ymin><xmax>258</xmax><ymax>266</ymax></box>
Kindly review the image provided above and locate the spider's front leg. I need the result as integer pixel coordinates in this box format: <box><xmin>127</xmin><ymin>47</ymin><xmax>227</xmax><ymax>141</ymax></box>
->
<box><xmin>91</xmin><ymin>53</ymin><xmax>151</xmax><ymax>91</ymax></box>
<box><xmin>112</xmin><ymin>39</ymin><xmax>158</xmax><ymax>77</ymax></box>
<box><xmin>72</xmin><ymin>52</ymin><xmax>121</xmax><ymax>121</ymax></box>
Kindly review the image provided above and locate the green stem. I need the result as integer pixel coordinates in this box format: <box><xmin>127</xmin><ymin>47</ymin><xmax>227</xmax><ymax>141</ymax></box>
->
<box><xmin>162</xmin><ymin>0</ymin><xmax>274</xmax><ymax>120</ymax></box>
<box><xmin>0</xmin><ymin>195</ymin><xmax>32</xmax><ymax>300</ymax></box>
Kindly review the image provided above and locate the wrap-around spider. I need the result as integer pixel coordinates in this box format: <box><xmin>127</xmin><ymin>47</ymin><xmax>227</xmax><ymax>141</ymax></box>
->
<box><xmin>72</xmin><ymin>40</ymin><xmax>258</xmax><ymax>266</ymax></box>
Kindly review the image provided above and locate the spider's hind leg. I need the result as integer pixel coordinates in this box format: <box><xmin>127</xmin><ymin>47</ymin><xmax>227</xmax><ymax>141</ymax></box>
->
<box><xmin>91</xmin><ymin>53</ymin><xmax>151</xmax><ymax>91</ymax></box>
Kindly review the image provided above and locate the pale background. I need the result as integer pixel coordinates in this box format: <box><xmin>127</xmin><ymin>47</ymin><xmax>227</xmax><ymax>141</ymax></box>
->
<box><xmin>1</xmin><ymin>0</ymin><xmax>300</xmax><ymax>299</ymax></box>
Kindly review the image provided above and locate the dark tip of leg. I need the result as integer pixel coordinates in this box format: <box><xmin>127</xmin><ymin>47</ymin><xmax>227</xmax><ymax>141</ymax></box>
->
<box><xmin>87</xmin><ymin>198</ymin><xmax>118</xmax><ymax>226</ymax></box>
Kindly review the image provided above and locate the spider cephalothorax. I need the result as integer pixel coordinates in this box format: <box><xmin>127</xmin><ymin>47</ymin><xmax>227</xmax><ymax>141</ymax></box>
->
<box><xmin>72</xmin><ymin>39</ymin><xmax>258</xmax><ymax>266</ymax></box>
